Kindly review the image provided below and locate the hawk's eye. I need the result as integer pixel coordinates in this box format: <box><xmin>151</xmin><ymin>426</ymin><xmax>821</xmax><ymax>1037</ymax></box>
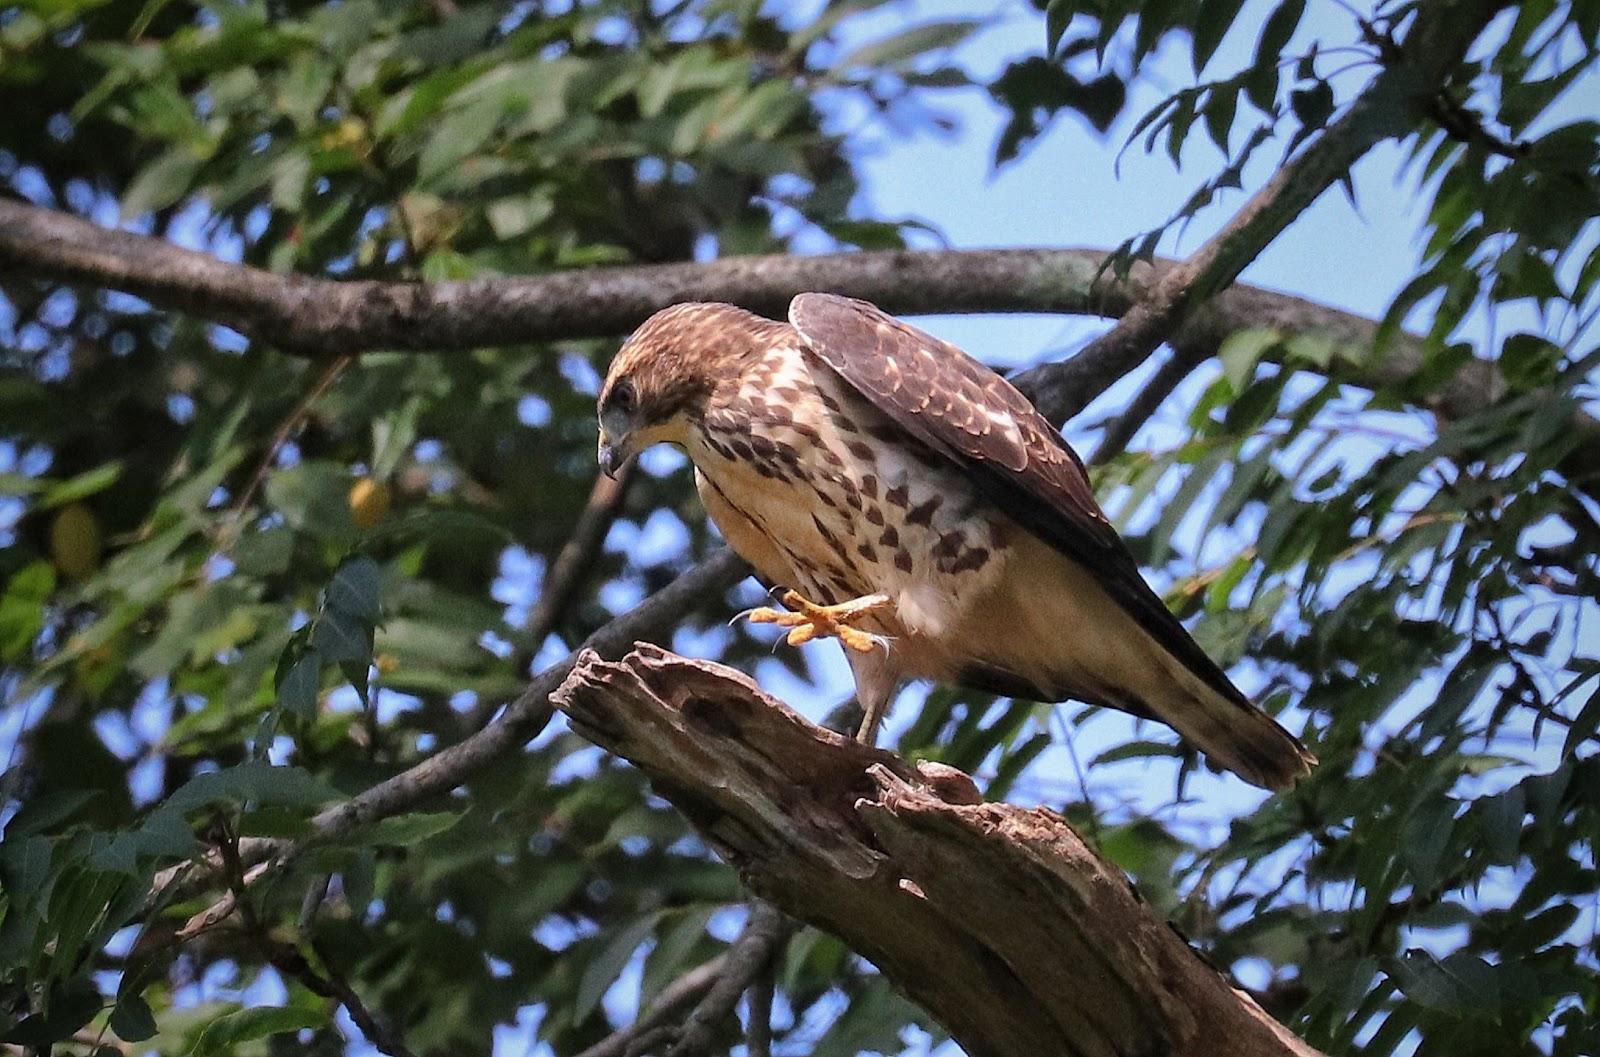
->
<box><xmin>609</xmin><ymin>379</ymin><xmax>637</xmax><ymax>416</ymax></box>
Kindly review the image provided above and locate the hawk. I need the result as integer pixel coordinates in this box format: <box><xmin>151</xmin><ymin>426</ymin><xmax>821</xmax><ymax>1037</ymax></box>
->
<box><xmin>596</xmin><ymin>294</ymin><xmax>1315</xmax><ymax>789</ymax></box>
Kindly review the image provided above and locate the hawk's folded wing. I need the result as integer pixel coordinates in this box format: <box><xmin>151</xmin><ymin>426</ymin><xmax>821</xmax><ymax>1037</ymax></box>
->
<box><xmin>788</xmin><ymin>291</ymin><xmax>1259</xmax><ymax>719</ymax></box>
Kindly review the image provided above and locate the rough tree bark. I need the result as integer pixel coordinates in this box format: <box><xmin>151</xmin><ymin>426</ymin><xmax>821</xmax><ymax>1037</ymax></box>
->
<box><xmin>3</xmin><ymin>197</ymin><xmax>1594</xmax><ymax>485</ymax></box>
<box><xmin>551</xmin><ymin>645</ymin><xmax>1326</xmax><ymax>1057</ymax></box>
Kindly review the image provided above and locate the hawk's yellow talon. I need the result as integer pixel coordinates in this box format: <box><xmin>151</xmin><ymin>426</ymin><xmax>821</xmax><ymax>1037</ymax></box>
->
<box><xmin>735</xmin><ymin>590</ymin><xmax>892</xmax><ymax>653</ymax></box>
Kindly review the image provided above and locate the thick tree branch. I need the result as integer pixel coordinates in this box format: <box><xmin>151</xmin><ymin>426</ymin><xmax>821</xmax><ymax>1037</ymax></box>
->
<box><xmin>5</xmin><ymin>195</ymin><xmax>1591</xmax><ymax>482</ymax></box>
<box><xmin>551</xmin><ymin>646</ymin><xmax>1324</xmax><ymax>1057</ymax></box>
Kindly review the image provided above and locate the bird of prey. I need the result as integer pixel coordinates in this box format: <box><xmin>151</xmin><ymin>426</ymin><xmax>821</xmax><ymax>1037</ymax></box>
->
<box><xmin>596</xmin><ymin>294</ymin><xmax>1315</xmax><ymax>790</ymax></box>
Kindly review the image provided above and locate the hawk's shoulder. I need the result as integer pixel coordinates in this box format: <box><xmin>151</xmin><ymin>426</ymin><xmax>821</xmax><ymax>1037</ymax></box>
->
<box><xmin>788</xmin><ymin>292</ymin><xmax>1110</xmax><ymax>537</ymax></box>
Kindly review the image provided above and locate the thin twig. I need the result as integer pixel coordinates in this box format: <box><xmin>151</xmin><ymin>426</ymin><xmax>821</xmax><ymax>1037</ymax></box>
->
<box><xmin>468</xmin><ymin>463</ymin><xmax>637</xmax><ymax>731</ymax></box>
<box><xmin>1425</xmin><ymin>93</ymin><xmax>1530</xmax><ymax>160</ymax></box>
<box><xmin>573</xmin><ymin>953</ymin><xmax>730</xmax><ymax>1057</ymax></box>
<box><xmin>150</xmin><ymin>549</ymin><xmax>752</xmax><ymax>918</ymax></box>
<box><xmin>1088</xmin><ymin>346</ymin><xmax>1209</xmax><ymax>466</ymax></box>
<box><xmin>209</xmin><ymin>813</ymin><xmax>418</xmax><ymax>1057</ymax></box>
<box><xmin>309</xmin><ymin>938</ymin><xmax>419</xmax><ymax>1057</ymax></box>
<box><xmin>745</xmin><ymin>952</ymin><xmax>776</xmax><ymax>1057</ymax></box>
<box><xmin>665</xmin><ymin>902</ymin><xmax>794</xmax><ymax>1057</ymax></box>
<box><xmin>222</xmin><ymin>353</ymin><xmax>353</xmax><ymax>545</ymax></box>
<box><xmin>1010</xmin><ymin>0</ymin><xmax>1516</xmax><ymax>426</ymax></box>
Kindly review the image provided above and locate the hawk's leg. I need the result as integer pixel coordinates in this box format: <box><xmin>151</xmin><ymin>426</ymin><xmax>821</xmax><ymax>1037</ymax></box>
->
<box><xmin>740</xmin><ymin>589</ymin><xmax>892</xmax><ymax>654</ymax></box>
<box><xmin>846</xmin><ymin>644</ymin><xmax>898</xmax><ymax>746</ymax></box>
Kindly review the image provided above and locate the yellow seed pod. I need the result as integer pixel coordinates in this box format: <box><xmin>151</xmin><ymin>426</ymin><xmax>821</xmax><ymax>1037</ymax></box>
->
<box><xmin>349</xmin><ymin>478</ymin><xmax>392</xmax><ymax>529</ymax></box>
<box><xmin>49</xmin><ymin>502</ymin><xmax>102</xmax><ymax>581</ymax></box>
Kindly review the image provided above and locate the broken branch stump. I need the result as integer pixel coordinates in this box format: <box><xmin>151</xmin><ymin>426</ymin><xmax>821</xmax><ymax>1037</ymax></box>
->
<box><xmin>550</xmin><ymin>644</ymin><xmax>1323</xmax><ymax>1057</ymax></box>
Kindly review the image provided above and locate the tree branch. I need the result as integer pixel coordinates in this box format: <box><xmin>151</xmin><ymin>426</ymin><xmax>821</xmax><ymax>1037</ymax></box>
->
<box><xmin>1087</xmin><ymin>346</ymin><xmax>1209</xmax><ymax>466</ymax></box>
<box><xmin>1009</xmin><ymin>0</ymin><xmax>1515</xmax><ymax>422</ymax></box>
<box><xmin>151</xmin><ymin>548</ymin><xmax>752</xmax><ymax>913</ymax></box>
<box><xmin>551</xmin><ymin>646</ymin><xmax>1325</xmax><ymax>1057</ymax></box>
<box><xmin>148</xmin><ymin>278</ymin><xmax>1159</xmax><ymax>918</ymax></box>
<box><xmin>573</xmin><ymin>953</ymin><xmax>731</xmax><ymax>1057</ymax></box>
<box><xmin>6</xmin><ymin>194</ymin><xmax>1591</xmax><ymax>483</ymax></box>
<box><xmin>662</xmin><ymin>902</ymin><xmax>792</xmax><ymax>1057</ymax></box>
<box><xmin>745</xmin><ymin>951</ymin><xmax>775</xmax><ymax>1057</ymax></box>
<box><xmin>468</xmin><ymin>464</ymin><xmax>638</xmax><ymax>731</ymax></box>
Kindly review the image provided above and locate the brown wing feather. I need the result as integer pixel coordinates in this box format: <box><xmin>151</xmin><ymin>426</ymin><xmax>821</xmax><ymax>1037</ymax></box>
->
<box><xmin>787</xmin><ymin>291</ymin><xmax>1254</xmax><ymax>715</ymax></box>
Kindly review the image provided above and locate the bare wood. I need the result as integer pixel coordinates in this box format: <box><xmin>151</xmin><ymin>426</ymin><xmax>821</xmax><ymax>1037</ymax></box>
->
<box><xmin>551</xmin><ymin>645</ymin><xmax>1324</xmax><ymax>1057</ymax></box>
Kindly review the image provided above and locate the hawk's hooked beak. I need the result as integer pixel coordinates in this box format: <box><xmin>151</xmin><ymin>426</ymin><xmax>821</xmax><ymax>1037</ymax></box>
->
<box><xmin>597</xmin><ymin>428</ymin><xmax>632</xmax><ymax>479</ymax></box>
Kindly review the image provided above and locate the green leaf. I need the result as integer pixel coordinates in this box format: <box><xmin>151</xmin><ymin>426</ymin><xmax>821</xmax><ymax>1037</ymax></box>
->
<box><xmin>1289</xmin><ymin>80</ymin><xmax>1333</xmax><ymax>131</ymax></box>
<box><xmin>233</xmin><ymin>525</ymin><xmax>295</xmax><ymax>577</ymax></box>
<box><xmin>1045</xmin><ymin>0</ymin><xmax>1073</xmax><ymax>56</ymax></box>
<box><xmin>1</xmin><ymin>977</ymin><xmax>102</xmax><ymax>1045</ymax></box>
<box><xmin>1562</xmin><ymin>682</ymin><xmax>1599</xmax><ymax>759</ymax></box>
<box><xmin>313</xmin><ymin>607</ymin><xmax>374</xmax><ymax>666</ymax></box>
<box><xmin>1400</xmin><ymin>798</ymin><xmax>1456</xmax><ymax>892</ymax></box>
<box><xmin>191</xmin><ymin>1005</ymin><xmax>325</xmax><ymax>1054</ymax></box>
<box><xmin>1254</xmin><ymin>0</ymin><xmax>1305</xmax><ymax>73</ymax></box>
<box><xmin>574</xmin><ymin>915</ymin><xmax>659</xmax><ymax>1021</ymax></box>
<box><xmin>361</xmin><ymin>810</ymin><xmax>464</xmax><ymax>846</ymax></box>
<box><xmin>1218</xmin><ymin>327</ymin><xmax>1282</xmax><ymax>392</ymax></box>
<box><xmin>110</xmin><ymin>994</ymin><xmax>158</xmax><ymax>1042</ymax></box>
<box><xmin>812</xmin><ymin>975</ymin><xmax>936</xmax><ymax>1057</ymax></box>
<box><xmin>0</xmin><ymin>561</ymin><xmax>56</xmax><ymax>662</ymax></box>
<box><xmin>417</xmin><ymin>96</ymin><xmax>502</xmax><ymax>186</ymax></box>
<box><xmin>327</xmin><ymin>556</ymin><xmax>382</xmax><ymax>624</ymax></box>
<box><xmin>3</xmin><ymin>790</ymin><xmax>99</xmax><ymax>837</ymax></box>
<box><xmin>639</xmin><ymin>908</ymin><xmax>715</xmax><ymax>1007</ymax></box>
<box><xmin>121</xmin><ymin>147</ymin><xmax>205</xmax><ymax>218</ymax></box>
<box><xmin>37</xmin><ymin>463</ymin><xmax>123</xmax><ymax>510</ymax></box>
<box><xmin>1193</xmin><ymin>0</ymin><xmax>1245</xmax><ymax>73</ymax></box>
<box><xmin>1500</xmin><ymin>332</ymin><xmax>1561</xmax><ymax>391</ymax></box>
<box><xmin>831</xmin><ymin>21</ymin><xmax>978</xmax><ymax>74</ymax></box>
<box><xmin>1388</xmin><ymin>950</ymin><xmax>1500</xmax><ymax>1020</ymax></box>
<box><xmin>165</xmin><ymin>760</ymin><xmax>341</xmax><ymax>815</ymax></box>
<box><xmin>1091</xmin><ymin>739</ymin><xmax>1182</xmax><ymax>767</ymax></box>
<box><xmin>1203</xmin><ymin>81</ymin><xmax>1238</xmax><ymax>153</ymax></box>
<box><xmin>264</xmin><ymin>463</ymin><xmax>357</xmax><ymax>541</ymax></box>
<box><xmin>1479</xmin><ymin>785</ymin><xmax>1525</xmax><ymax>865</ymax></box>
<box><xmin>276</xmin><ymin>649</ymin><xmax>322</xmax><ymax>722</ymax></box>
<box><xmin>0</xmin><ymin>834</ymin><xmax>56</xmax><ymax>915</ymax></box>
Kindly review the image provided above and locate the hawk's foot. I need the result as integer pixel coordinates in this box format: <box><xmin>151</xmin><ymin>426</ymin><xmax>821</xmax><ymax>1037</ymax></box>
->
<box><xmin>738</xmin><ymin>589</ymin><xmax>892</xmax><ymax>653</ymax></box>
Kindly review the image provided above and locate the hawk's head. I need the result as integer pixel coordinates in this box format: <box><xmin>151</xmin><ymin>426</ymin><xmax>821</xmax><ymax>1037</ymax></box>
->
<box><xmin>597</xmin><ymin>302</ymin><xmax>771</xmax><ymax>476</ymax></box>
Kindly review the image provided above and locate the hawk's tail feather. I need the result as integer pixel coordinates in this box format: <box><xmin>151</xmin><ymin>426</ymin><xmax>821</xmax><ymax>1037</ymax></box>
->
<box><xmin>1156</xmin><ymin>678</ymin><xmax>1316</xmax><ymax>791</ymax></box>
